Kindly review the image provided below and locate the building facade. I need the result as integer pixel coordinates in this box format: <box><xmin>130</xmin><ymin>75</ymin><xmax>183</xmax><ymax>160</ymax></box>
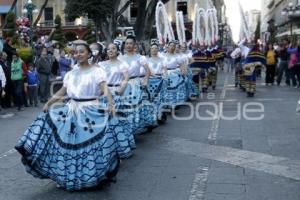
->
<box><xmin>11</xmin><ymin>0</ymin><xmax>227</xmax><ymax>41</ymax></box>
<box><xmin>261</xmin><ymin>0</ymin><xmax>300</xmax><ymax>42</ymax></box>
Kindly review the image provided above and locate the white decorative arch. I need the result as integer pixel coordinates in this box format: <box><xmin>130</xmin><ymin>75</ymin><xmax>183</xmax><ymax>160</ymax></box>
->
<box><xmin>176</xmin><ymin>11</ymin><xmax>186</xmax><ymax>45</ymax></box>
<box><xmin>155</xmin><ymin>1</ymin><xmax>175</xmax><ymax>44</ymax></box>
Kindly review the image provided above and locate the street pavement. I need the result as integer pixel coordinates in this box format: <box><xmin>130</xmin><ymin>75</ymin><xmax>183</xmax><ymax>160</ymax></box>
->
<box><xmin>0</xmin><ymin>69</ymin><xmax>300</xmax><ymax>200</ymax></box>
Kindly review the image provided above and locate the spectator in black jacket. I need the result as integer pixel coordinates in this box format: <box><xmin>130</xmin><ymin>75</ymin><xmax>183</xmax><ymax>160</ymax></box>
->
<box><xmin>277</xmin><ymin>39</ymin><xmax>290</xmax><ymax>86</ymax></box>
<box><xmin>3</xmin><ymin>38</ymin><xmax>16</xmax><ymax>66</ymax></box>
<box><xmin>36</xmin><ymin>48</ymin><xmax>52</xmax><ymax>103</ymax></box>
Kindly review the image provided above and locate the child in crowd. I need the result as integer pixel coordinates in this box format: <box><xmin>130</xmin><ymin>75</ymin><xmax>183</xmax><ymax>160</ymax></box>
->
<box><xmin>26</xmin><ymin>63</ymin><xmax>39</xmax><ymax>107</ymax></box>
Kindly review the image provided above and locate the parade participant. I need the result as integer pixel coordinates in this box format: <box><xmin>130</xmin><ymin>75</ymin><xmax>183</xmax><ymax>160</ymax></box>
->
<box><xmin>118</xmin><ymin>35</ymin><xmax>156</xmax><ymax>134</ymax></box>
<box><xmin>241</xmin><ymin>40</ymin><xmax>266</xmax><ymax>97</ymax></box>
<box><xmin>238</xmin><ymin>39</ymin><xmax>250</xmax><ymax>92</ymax></box>
<box><xmin>163</xmin><ymin>40</ymin><xmax>187</xmax><ymax>107</ymax></box>
<box><xmin>147</xmin><ymin>41</ymin><xmax>168</xmax><ymax>123</ymax></box>
<box><xmin>230</xmin><ymin>46</ymin><xmax>242</xmax><ymax>87</ymax></box>
<box><xmin>99</xmin><ymin>43</ymin><xmax>135</xmax><ymax>157</ymax></box>
<box><xmin>180</xmin><ymin>42</ymin><xmax>198</xmax><ymax>99</ymax></box>
<box><xmin>15</xmin><ymin>43</ymin><xmax>126</xmax><ymax>190</ymax></box>
<box><xmin>90</xmin><ymin>43</ymin><xmax>104</xmax><ymax>64</ymax></box>
<box><xmin>190</xmin><ymin>45</ymin><xmax>209</xmax><ymax>93</ymax></box>
<box><xmin>207</xmin><ymin>47</ymin><xmax>218</xmax><ymax>91</ymax></box>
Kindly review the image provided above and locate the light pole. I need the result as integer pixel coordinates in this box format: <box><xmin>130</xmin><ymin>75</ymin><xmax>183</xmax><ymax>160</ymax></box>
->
<box><xmin>281</xmin><ymin>2</ymin><xmax>300</xmax><ymax>38</ymax></box>
<box><xmin>22</xmin><ymin>0</ymin><xmax>38</xmax><ymax>47</ymax></box>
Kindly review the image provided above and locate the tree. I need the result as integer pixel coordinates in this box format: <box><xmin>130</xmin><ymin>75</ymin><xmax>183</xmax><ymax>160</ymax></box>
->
<box><xmin>65</xmin><ymin>0</ymin><xmax>131</xmax><ymax>43</ymax></box>
<box><xmin>254</xmin><ymin>19</ymin><xmax>261</xmax><ymax>43</ymax></box>
<box><xmin>65</xmin><ymin>31</ymin><xmax>77</xmax><ymax>42</ymax></box>
<box><xmin>33</xmin><ymin>0</ymin><xmax>49</xmax><ymax>28</ymax></box>
<box><xmin>83</xmin><ymin>22</ymin><xmax>97</xmax><ymax>44</ymax></box>
<box><xmin>1</xmin><ymin>0</ymin><xmax>18</xmax><ymax>29</ymax></box>
<box><xmin>52</xmin><ymin>15</ymin><xmax>66</xmax><ymax>45</ymax></box>
<box><xmin>65</xmin><ymin>0</ymin><xmax>170</xmax><ymax>43</ymax></box>
<box><xmin>3</xmin><ymin>12</ymin><xmax>16</xmax><ymax>38</ymax></box>
<box><xmin>133</xmin><ymin>0</ymin><xmax>170</xmax><ymax>42</ymax></box>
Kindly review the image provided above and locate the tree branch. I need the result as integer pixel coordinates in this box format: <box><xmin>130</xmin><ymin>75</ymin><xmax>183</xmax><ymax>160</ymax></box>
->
<box><xmin>33</xmin><ymin>0</ymin><xmax>49</xmax><ymax>28</ymax></box>
<box><xmin>116</xmin><ymin>0</ymin><xmax>133</xmax><ymax>18</ymax></box>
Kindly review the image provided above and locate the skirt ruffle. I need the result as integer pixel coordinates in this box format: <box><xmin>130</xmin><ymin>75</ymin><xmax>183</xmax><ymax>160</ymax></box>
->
<box><xmin>15</xmin><ymin>101</ymin><xmax>133</xmax><ymax>190</ymax></box>
<box><xmin>118</xmin><ymin>78</ymin><xmax>157</xmax><ymax>135</ymax></box>
<box><xmin>148</xmin><ymin>76</ymin><xmax>167</xmax><ymax>118</ymax></box>
<box><xmin>164</xmin><ymin>69</ymin><xmax>187</xmax><ymax>107</ymax></box>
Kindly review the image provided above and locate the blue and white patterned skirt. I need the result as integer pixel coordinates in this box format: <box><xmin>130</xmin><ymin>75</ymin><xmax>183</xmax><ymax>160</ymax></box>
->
<box><xmin>118</xmin><ymin>78</ymin><xmax>157</xmax><ymax>135</ymax></box>
<box><xmin>147</xmin><ymin>76</ymin><xmax>167</xmax><ymax>119</ymax></box>
<box><xmin>15</xmin><ymin>99</ymin><xmax>132</xmax><ymax>190</ymax></box>
<box><xmin>164</xmin><ymin>69</ymin><xmax>187</xmax><ymax>108</ymax></box>
<box><xmin>185</xmin><ymin>68</ymin><xmax>199</xmax><ymax>99</ymax></box>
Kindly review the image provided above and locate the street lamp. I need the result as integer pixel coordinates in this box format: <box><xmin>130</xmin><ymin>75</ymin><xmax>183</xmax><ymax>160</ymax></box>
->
<box><xmin>281</xmin><ymin>2</ymin><xmax>300</xmax><ymax>37</ymax></box>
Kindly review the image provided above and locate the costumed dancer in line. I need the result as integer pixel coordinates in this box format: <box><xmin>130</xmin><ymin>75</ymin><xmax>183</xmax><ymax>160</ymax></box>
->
<box><xmin>238</xmin><ymin>39</ymin><xmax>250</xmax><ymax>92</ymax></box>
<box><xmin>240</xmin><ymin>39</ymin><xmax>266</xmax><ymax>97</ymax></box>
<box><xmin>162</xmin><ymin>40</ymin><xmax>188</xmax><ymax>108</ymax></box>
<box><xmin>89</xmin><ymin>43</ymin><xmax>104</xmax><ymax>64</ymax></box>
<box><xmin>118</xmin><ymin>35</ymin><xmax>157</xmax><ymax>134</ymax></box>
<box><xmin>190</xmin><ymin>44</ymin><xmax>210</xmax><ymax>93</ymax></box>
<box><xmin>207</xmin><ymin>47</ymin><xmax>218</xmax><ymax>91</ymax></box>
<box><xmin>99</xmin><ymin>43</ymin><xmax>136</xmax><ymax>158</ymax></box>
<box><xmin>15</xmin><ymin>44</ymin><xmax>127</xmax><ymax>190</ymax></box>
<box><xmin>230</xmin><ymin>46</ymin><xmax>242</xmax><ymax>87</ymax></box>
<box><xmin>146</xmin><ymin>41</ymin><xmax>168</xmax><ymax>123</ymax></box>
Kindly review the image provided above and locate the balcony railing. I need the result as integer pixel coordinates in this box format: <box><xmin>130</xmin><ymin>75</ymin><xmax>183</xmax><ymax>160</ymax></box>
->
<box><xmin>38</xmin><ymin>20</ymin><xmax>88</xmax><ymax>28</ymax></box>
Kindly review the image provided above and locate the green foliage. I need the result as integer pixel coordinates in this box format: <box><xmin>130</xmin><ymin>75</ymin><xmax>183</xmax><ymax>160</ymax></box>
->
<box><xmin>65</xmin><ymin>31</ymin><xmax>77</xmax><ymax>42</ymax></box>
<box><xmin>64</xmin><ymin>0</ymin><xmax>113</xmax><ymax>22</ymax></box>
<box><xmin>83</xmin><ymin>22</ymin><xmax>96</xmax><ymax>44</ymax></box>
<box><xmin>52</xmin><ymin>15</ymin><xmax>66</xmax><ymax>46</ymax></box>
<box><xmin>4</xmin><ymin>12</ymin><xmax>16</xmax><ymax>38</ymax></box>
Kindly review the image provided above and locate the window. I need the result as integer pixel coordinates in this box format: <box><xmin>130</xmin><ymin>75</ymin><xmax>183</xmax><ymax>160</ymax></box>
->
<box><xmin>177</xmin><ymin>1</ymin><xmax>188</xmax><ymax>16</ymax></box>
<box><xmin>130</xmin><ymin>2</ymin><xmax>138</xmax><ymax>18</ymax></box>
<box><xmin>44</xmin><ymin>7</ymin><xmax>53</xmax><ymax>22</ymax></box>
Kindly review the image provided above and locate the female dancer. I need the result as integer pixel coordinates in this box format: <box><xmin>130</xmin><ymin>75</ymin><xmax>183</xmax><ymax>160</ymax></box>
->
<box><xmin>119</xmin><ymin>36</ymin><xmax>156</xmax><ymax>134</ymax></box>
<box><xmin>99</xmin><ymin>43</ymin><xmax>136</xmax><ymax>157</ymax></box>
<box><xmin>163</xmin><ymin>41</ymin><xmax>187</xmax><ymax>108</ymax></box>
<box><xmin>146</xmin><ymin>42</ymin><xmax>168</xmax><ymax>123</ymax></box>
<box><xmin>15</xmin><ymin>44</ymin><xmax>128</xmax><ymax>190</ymax></box>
